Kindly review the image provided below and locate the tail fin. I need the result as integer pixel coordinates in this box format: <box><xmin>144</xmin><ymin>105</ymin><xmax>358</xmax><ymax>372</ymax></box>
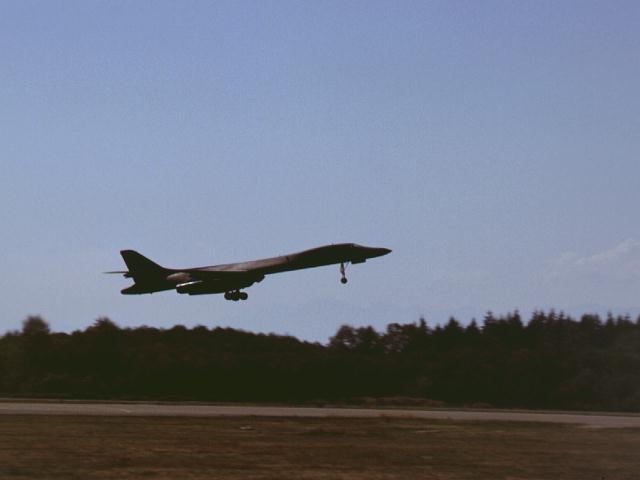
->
<box><xmin>120</xmin><ymin>250</ymin><xmax>166</xmax><ymax>276</ymax></box>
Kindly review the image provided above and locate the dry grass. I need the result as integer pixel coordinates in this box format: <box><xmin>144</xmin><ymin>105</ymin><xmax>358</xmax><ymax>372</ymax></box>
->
<box><xmin>0</xmin><ymin>415</ymin><xmax>638</xmax><ymax>479</ymax></box>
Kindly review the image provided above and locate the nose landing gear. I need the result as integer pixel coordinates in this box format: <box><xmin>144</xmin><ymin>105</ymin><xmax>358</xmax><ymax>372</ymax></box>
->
<box><xmin>340</xmin><ymin>262</ymin><xmax>348</xmax><ymax>284</ymax></box>
<box><xmin>224</xmin><ymin>290</ymin><xmax>248</xmax><ymax>301</ymax></box>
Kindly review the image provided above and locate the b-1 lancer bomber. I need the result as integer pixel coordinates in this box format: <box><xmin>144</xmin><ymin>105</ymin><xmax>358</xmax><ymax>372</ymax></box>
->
<box><xmin>107</xmin><ymin>243</ymin><xmax>391</xmax><ymax>301</ymax></box>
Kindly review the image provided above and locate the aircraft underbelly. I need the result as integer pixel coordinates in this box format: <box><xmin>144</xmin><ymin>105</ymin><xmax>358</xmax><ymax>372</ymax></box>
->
<box><xmin>176</xmin><ymin>278</ymin><xmax>257</xmax><ymax>295</ymax></box>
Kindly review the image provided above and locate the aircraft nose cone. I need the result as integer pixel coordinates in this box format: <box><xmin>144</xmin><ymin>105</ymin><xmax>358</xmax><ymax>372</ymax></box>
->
<box><xmin>369</xmin><ymin>247</ymin><xmax>392</xmax><ymax>258</ymax></box>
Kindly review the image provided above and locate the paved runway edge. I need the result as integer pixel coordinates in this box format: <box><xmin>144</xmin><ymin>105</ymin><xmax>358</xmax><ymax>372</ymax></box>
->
<box><xmin>0</xmin><ymin>402</ymin><xmax>639</xmax><ymax>428</ymax></box>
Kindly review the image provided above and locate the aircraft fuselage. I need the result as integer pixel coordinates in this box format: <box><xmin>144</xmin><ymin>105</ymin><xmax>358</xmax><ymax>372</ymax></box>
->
<box><xmin>112</xmin><ymin>243</ymin><xmax>391</xmax><ymax>300</ymax></box>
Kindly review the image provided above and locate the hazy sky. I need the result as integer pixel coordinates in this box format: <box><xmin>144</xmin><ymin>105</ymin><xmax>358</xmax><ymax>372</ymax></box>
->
<box><xmin>1</xmin><ymin>1</ymin><xmax>639</xmax><ymax>340</ymax></box>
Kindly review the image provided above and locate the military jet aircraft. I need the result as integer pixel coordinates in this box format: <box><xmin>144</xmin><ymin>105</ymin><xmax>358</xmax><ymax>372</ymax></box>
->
<box><xmin>107</xmin><ymin>243</ymin><xmax>391</xmax><ymax>301</ymax></box>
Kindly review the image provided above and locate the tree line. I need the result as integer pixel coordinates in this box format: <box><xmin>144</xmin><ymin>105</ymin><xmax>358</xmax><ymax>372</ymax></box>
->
<box><xmin>1</xmin><ymin>311</ymin><xmax>639</xmax><ymax>411</ymax></box>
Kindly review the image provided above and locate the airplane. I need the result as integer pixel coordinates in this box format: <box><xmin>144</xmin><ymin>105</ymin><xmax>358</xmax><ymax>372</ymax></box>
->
<box><xmin>106</xmin><ymin>243</ymin><xmax>391</xmax><ymax>301</ymax></box>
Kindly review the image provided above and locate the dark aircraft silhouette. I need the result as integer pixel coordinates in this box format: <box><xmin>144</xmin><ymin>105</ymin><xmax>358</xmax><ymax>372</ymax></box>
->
<box><xmin>107</xmin><ymin>243</ymin><xmax>391</xmax><ymax>301</ymax></box>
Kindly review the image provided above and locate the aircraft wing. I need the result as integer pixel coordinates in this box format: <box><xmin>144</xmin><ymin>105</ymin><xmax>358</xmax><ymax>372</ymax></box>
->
<box><xmin>184</xmin><ymin>269</ymin><xmax>263</xmax><ymax>281</ymax></box>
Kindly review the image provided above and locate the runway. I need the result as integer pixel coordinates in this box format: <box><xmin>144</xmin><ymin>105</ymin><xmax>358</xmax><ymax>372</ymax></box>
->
<box><xmin>0</xmin><ymin>401</ymin><xmax>638</xmax><ymax>428</ymax></box>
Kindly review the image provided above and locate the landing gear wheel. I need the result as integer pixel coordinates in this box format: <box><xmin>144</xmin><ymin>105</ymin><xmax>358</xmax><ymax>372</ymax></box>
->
<box><xmin>225</xmin><ymin>290</ymin><xmax>248</xmax><ymax>301</ymax></box>
<box><xmin>340</xmin><ymin>262</ymin><xmax>348</xmax><ymax>284</ymax></box>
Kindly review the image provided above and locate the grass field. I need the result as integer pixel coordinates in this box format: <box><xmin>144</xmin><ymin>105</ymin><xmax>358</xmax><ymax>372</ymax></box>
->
<box><xmin>0</xmin><ymin>415</ymin><xmax>638</xmax><ymax>479</ymax></box>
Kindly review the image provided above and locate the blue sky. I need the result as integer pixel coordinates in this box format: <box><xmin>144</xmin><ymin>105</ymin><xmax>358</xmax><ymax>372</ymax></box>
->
<box><xmin>1</xmin><ymin>1</ymin><xmax>639</xmax><ymax>340</ymax></box>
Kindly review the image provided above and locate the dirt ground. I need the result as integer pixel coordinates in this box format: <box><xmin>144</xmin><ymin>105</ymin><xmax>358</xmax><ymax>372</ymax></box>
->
<box><xmin>0</xmin><ymin>415</ymin><xmax>638</xmax><ymax>479</ymax></box>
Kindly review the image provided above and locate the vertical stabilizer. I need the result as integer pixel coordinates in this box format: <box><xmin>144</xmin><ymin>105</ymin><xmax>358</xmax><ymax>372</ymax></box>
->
<box><xmin>120</xmin><ymin>250</ymin><xmax>167</xmax><ymax>276</ymax></box>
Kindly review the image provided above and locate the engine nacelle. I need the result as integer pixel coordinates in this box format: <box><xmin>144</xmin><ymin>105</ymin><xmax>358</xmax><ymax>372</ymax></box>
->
<box><xmin>175</xmin><ymin>275</ymin><xmax>262</xmax><ymax>295</ymax></box>
<box><xmin>176</xmin><ymin>281</ymin><xmax>222</xmax><ymax>295</ymax></box>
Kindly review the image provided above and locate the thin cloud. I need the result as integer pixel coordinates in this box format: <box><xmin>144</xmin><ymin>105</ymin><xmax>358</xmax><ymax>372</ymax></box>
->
<box><xmin>548</xmin><ymin>238</ymin><xmax>640</xmax><ymax>284</ymax></box>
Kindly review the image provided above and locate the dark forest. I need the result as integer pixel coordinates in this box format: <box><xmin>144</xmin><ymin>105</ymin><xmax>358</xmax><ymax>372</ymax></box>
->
<box><xmin>1</xmin><ymin>311</ymin><xmax>639</xmax><ymax>412</ymax></box>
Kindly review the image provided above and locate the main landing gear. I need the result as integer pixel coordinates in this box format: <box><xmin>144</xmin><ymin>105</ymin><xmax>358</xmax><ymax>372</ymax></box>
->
<box><xmin>340</xmin><ymin>262</ymin><xmax>348</xmax><ymax>284</ymax></box>
<box><xmin>224</xmin><ymin>290</ymin><xmax>248</xmax><ymax>301</ymax></box>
